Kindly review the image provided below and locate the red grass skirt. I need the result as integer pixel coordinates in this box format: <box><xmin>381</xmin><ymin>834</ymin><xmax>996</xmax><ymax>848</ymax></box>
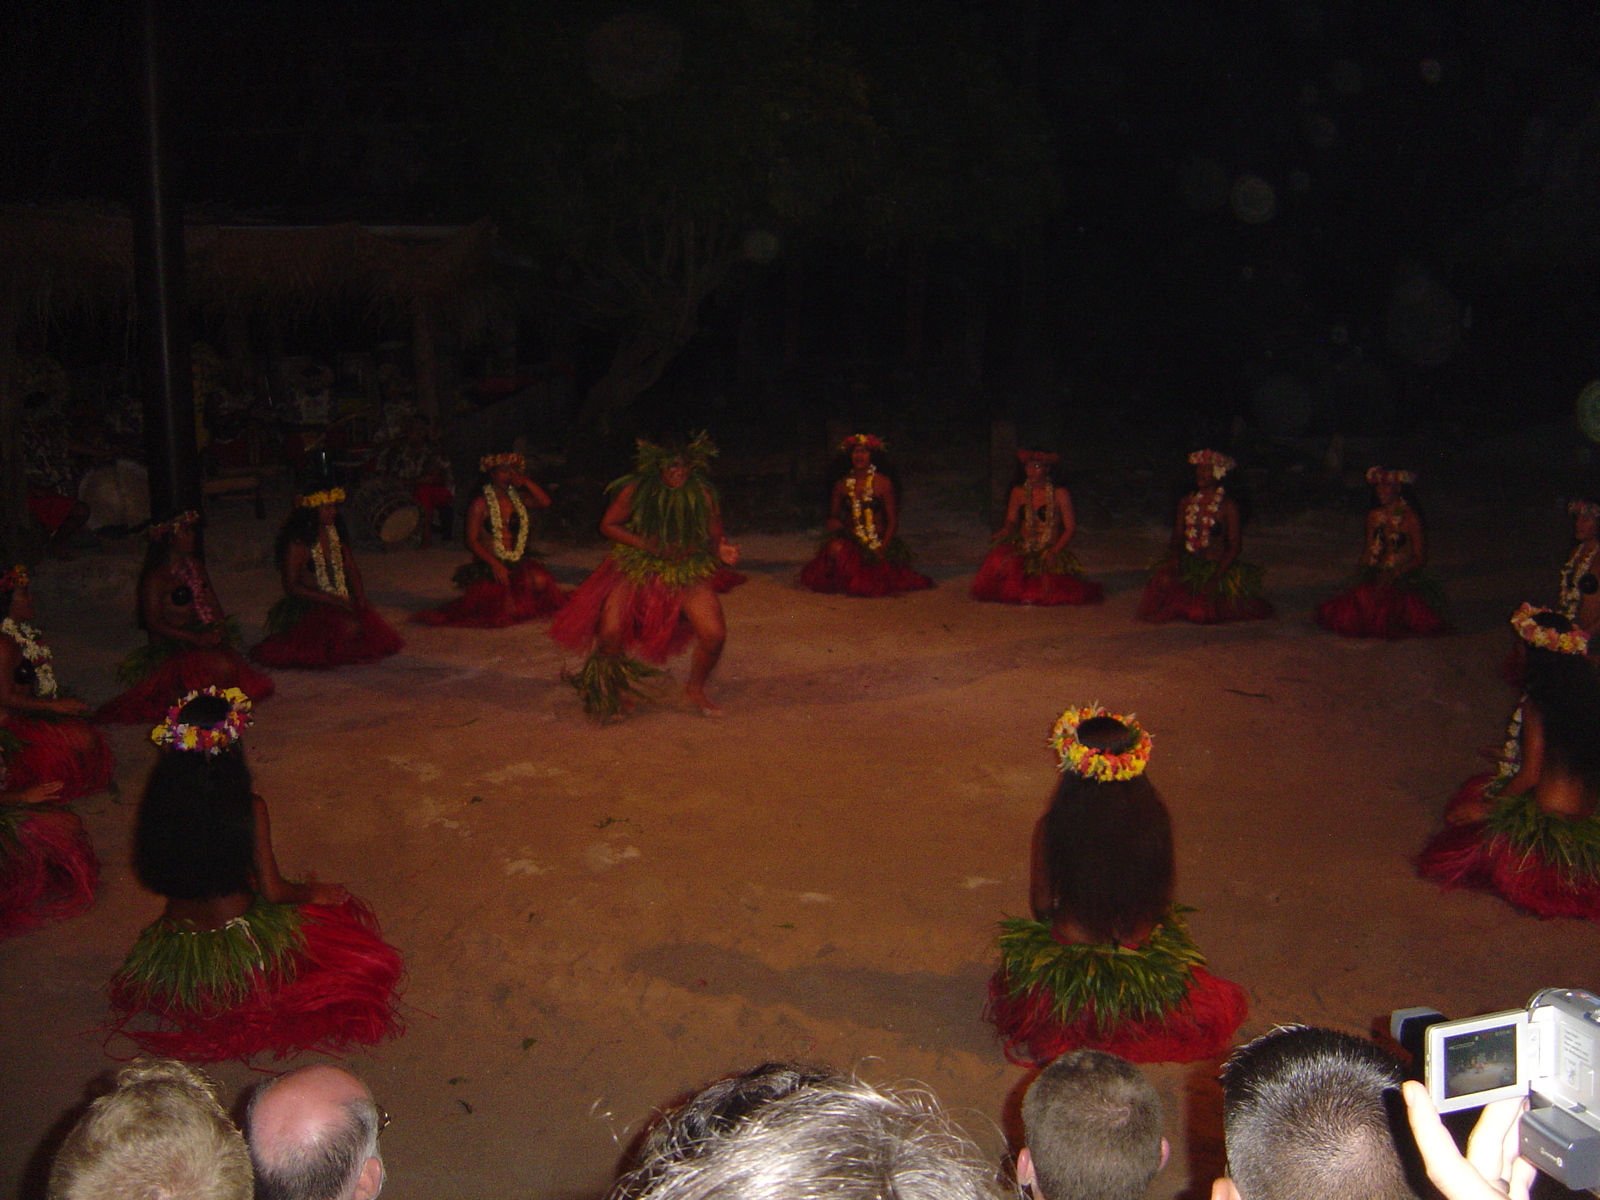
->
<box><xmin>95</xmin><ymin>647</ymin><xmax>276</xmax><ymax>724</ymax></box>
<box><xmin>970</xmin><ymin>544</ymin><xmax>1104</xmax><ymax>606</ymax></box>
<box><xmin>1138</xmin><ymin>561</ymin><xmax>1274</xmax><ymax>625</ymax></box>
<box><xmin>109</xmin><ymin>897</ymin><xmax>405</xmax><ymax>1062</ymax></box>
<box><xmin>414</xmin><ymin>560</ymin><xmax>568</xmax><ymax>628</ymax></box>
<box><xmin>798</xmin><ymin>536</ymin><xmax>933</xmax><ymax>597</ymax></box>
<box><xmin>987</xmin><ymin>965</ymin><xmax>1248</xmax><ymax>1065</ymax></box>
<box><xmin>1417</xmin><ymin>775</ymin><xmax>1600</xmax><ymax>920</ymax></box>
<box><xmin>551</xmin><ymin>557</ymin><xmax>715</xmax><ymax>663</ymax></box>
<box><xmin>3</xmin><ymin>714</ymin><xmax>114</xmax><ymax>801</ymax></box>
<box><xmin>0</xmin><ymin>805</ymin><xmax>98</xmax><ymax>940</ymax></box>
<box><xmin>1315</xmin><ymin>578</ymin><xmax>1449</xmax><ymax>639</ymax></box>
<box><xmin>251</xmin><ymin>601</ymin><xmax>404</xmax><ymax>669</ymax></box>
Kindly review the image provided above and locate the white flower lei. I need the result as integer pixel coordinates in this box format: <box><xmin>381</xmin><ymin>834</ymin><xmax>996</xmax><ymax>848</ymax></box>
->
<box><xmin>1495</xmin><ymin>701</ymin><xmax>1525</xmax><ymax>780</ymax></box>
<box><xmin>1182</xmin><ymin>488</ymin><xmax>1224</xmax><ymax>553</ymax></box>
<box><xmin>483</xmin><ymin>483</ymin><xmax>529</xmax><ymax>563</ymax></box>
<box><xmin>1021</xmin><ymin>482</ymin><xmax>1057</xmax><ymax>552</ymax></box>
<box><xmin>848</xmin><ymin>466</ymin><xmax>881</xmax><ymax>551</ymax></box>
<box><xmin>311</xmin><ymin>525</ymin><xmax>349</xmax><ymax>598</ymax></box>
<box><xmin>1</xmin><ymin>617</ymin><xmax>57</xmax><ymax>697</ymax></box>
<box><xmin>1559</xmin><ymin>543</ymin><xmax>1597</xmax><ymax>621</ymax></box>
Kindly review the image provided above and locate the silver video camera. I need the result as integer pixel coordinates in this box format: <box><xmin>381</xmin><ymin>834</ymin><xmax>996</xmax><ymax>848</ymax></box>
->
<box><xmin>1391</xmin><ymin>989</ymin><xmax>1600</xmax><ymax>1192</ymax></box>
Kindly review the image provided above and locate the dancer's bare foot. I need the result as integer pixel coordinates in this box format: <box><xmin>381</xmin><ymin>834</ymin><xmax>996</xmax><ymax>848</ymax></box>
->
<box><xmin>685</xmin><ymin>685</ymin><xmax>722</xmax><ymax>717</ymax></box>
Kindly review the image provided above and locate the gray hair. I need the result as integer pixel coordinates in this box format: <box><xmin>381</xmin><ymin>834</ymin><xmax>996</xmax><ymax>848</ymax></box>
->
<box><xmin>48</xmin><ymin>1058</ymin><xmax>251</xmax><ymax>1200</ymax></box>
<box><xmin>618</xmin><ymin>1076</ymin><xmax>1006</xmax><ymax>1200</ymax></box>
<box><xmin>247</xmin><ymin>1088</ymin><xmax>380</xmax><ymax>1200</ymax></box>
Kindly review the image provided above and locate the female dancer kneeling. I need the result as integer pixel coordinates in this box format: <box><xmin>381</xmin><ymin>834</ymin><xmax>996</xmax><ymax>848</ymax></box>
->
<box><xmin>1418</xmin><ymin>606</ymin><xmax>1600</xmax><ymax>919</ymax></box>
<box><xmin>0</xmin><ymin>717</ymin><xmax>96</xmax><ymax>940</ymax></box>
<box><xmin>971</xmin><ymin>451</ymin><xmax>1102</xmax><ymax>606</ymax></box>
<box><xmin>1559</xmin><ymin>499</ymin><xmax>1599</xmax><ymax>640</ymax></box>
<box><xmin>0</xmin><ymin>565</ymin><xmax>114</xmax><ymax>800</ymax></box>
<box><xmin>798</xmin><ymin>434</ymin><xmax>932</xmax><ymax>597</ymax></box>
<box><xmin>1315</xmin><ymin>468</ymin><xmax>1448</xmax><ymax>638</ymax></box>
<box><xmin>96</xmin><ymin>510</ymin><xmax>275</xmax><ymax>722</ymax></box>
<box><xmin>987</xmin><ymin>705</ymin><xmax>1247</xmax><ymax>1064</ymax></box>
<box><xmin>415</xmin><ymin>452</ymin><xmax>566</xmax><ymax>627</ymax></box>
<box><xmin>251</xmin><ymin>488</ymin><xmax>403</xmax><ymax>668</ymax></box>
<box><xmin>1139</xmin><ymin>450</ymin><xmax>1272</xmax><ymax>624</ymax></box>
<box><xmin>109</xmin><ymin>688</ymin><xmax>403</xmax><ymax>1061</ymax></box>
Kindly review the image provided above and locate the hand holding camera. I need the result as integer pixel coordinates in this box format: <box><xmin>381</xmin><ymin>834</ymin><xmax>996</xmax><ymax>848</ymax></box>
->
<box><xmin>1401</xmin><ymin>1082</ymin><xmax>1536</xmax><ymax>1200</ymax></box>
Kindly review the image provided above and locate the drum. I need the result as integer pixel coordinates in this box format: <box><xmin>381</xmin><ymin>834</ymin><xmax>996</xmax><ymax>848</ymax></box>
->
<box><xmin>349</xmin><ymin>474</ymin><xmax>421</xmax><ymax>545</ymax></box>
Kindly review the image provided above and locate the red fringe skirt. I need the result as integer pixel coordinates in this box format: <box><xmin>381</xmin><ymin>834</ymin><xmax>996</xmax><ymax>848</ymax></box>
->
<box><xmin>986</xmin><ymin>965</ymin><xmax>1248</xmax><ymax>1065</ymax></box>
<box><xmin>251</xmin><ymin>602</ymin><xmax>404</xmax><ymax>669</ymax></box>
<box><xmin>551</xmin><ymin>557</ymin><xmax>732</xmax><ymax>663</ymax></box>
<box><xmin>1137</xmin><ymin>562</ymin><xmax>1274</xmax><ymax>624</ymax></box>
<box><xmin>95</xmin><ymin>647</ymin><xmax>276</xmax><ymax>724</ymax></box>
<box><xmin>414</xmin><ymin>560</ymin><xmax>569</xmax><ymax>628</ymax></box>
<box><xmin>1315</xmin><ymin>579</ymin><xmax>1449</xmax><ymax>639</ymax></box>
<box><xmin>0</xmin><ymin>805</ymin><xmax>98</xmax><ymax>940</ymax></box>
<box><xmin>798</xmin><ymin>536</ymin><xmax>933</xmax><ymax>597</ymax></box>
<box><xmin>1417</xmin><ymin>775</ymin><xmax>1600</xmax><ymax>920</ymax></box>
<box><xmin>970</xmin><ymin>544</ymin><xmax>1104</xmax><ymax>606</ymax></box>
<box><xmin>108</xmin><ymin>897</ymin><xmax>405</xmax><ymax>1062</ymax></box>
<box><xmin>3</xmin><ymin>714</ymin><xmax>114</xmax><ymax>801</ymax></box>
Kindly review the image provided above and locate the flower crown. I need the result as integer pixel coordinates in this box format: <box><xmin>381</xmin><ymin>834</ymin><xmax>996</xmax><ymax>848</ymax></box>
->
<box><xmin>839</xmin><ymin>434</ymin><xmax>886</xmax><ymax>453</ymax></box>
<box><xmin>149</xmin><ymin>510</ymin><xmax>201</xmax><ymax>539</ymax></box>
<box><xmin>1187</xmin><ymin>449</ymin><xmax>1235</xmax><ymax>479</ymax></box>
<box><xmin>0</xmin><ymin>564</ymin><xmax>27</xmax><ymax>592</ymax></box>
<box><xmin>150</xmin><ymin>687</ymin><xmax>253</xmax><ymax>755</ymax></box>
<box><xmin>297</xmin><ymin>488</ymin><xmax>346</xmax><ymax>509</ymax></box>
<box><xmin>1569</xmin><ymin>500</ymin><xmax>1600</xmax><ymax>522</ymax></box>
<box><xmin>1018</xmin><ymin>450</ymin><xmax>1060</xmax><ymax>465</ymax></box>
<box><xmin>1048</xmin><ymin>704</ymin><xmax>1154</xmax><ymax>781</ymax></box>
<box><xmin>633</xmin><ymin>431</ymin><xmax>718</xmax><ymax>475</ymax></box>
<box><xmin>1510</xmin><ymin>603</ymin><xmax>1589</xmax><ymax>656</ymax></box>
<box><xmin>1366</xmin><ymin>467</ymin><xmax>1416</xmax><ymax>487</ymax></box>
<box><xmin>480</xmin><ymin>452</ymin><xmax>524</xmax><ymax>473</ymax></box>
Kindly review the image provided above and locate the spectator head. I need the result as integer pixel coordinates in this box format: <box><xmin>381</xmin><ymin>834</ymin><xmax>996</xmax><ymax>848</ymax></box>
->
<box><xmin>47</xmin><ymin>1057</ymin><xmax>250</xmax><ymax>1200</ymax></box>
<box><xmin>1018</xmin><ymin>1050</ymin><xmax>1167</xmax><ymax>1200</ymax></box>
<box><xmin>1214</xmin><ymin>1025</ymin><xmax>1417</xmax><ymax>1200</ymax></box>
<box><xmin>247</xmin><ymin>1066</ymin><xmax>384</xmax><ymax>1200</ymax></box>
<box><xmin>624</xmin><ymin>1074</ymin><xmax>1004</xmax><ymax>1200</ymax></box>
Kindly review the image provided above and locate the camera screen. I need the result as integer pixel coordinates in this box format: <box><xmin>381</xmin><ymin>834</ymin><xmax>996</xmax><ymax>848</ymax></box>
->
<box><xmin>1442</xmin><ymin>1025</ymin><xmax>1519</xmax><ymax>1099</ymax></box>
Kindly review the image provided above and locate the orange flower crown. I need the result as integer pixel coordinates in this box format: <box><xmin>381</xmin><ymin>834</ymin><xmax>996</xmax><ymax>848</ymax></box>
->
<box><xmin>1048</xmin><ymin>704</ymin><xmax>1153</xmax><ymax>781</ymax></box>
<box><xmin>149</xmin><ymin>510</ymin><xmax>201</xmax><ymax>539</ymax></box>
<box><xmin>1187</xmin><ymin>449</ymin><xmax>1235</xmax><ymax>479</ymax></box>
<box><xmin>150</xmin><ymin>687</ymin><xmax>253</xmax><ymax>755</ymax></box>
<box><xmin>1510</xmin><ymin>603</ymin><xmax>1589</xmax><ymax>656</ymax></box>
<box><xmin>480</xmin><ymin>452</ymin><xmax>525</xmax><ymax>472</ymax></box>
<box><xmin>1366</xmin><ymin>467</ymin><xmax>1416</xmax><ymax>487</ymax></box>
<box><xmin>297</xmin><ymin>488</ymin><xmax>346</xmax><ymax>509</ymax></box>
<box><xmin>839</xmin><ymin>434</ymin><xmax>886</xmax><ymax>453</ymax></box>
<box><xmin>0</xmin><ymin>564</ymin><xmax>27</xmax><ymax>592</ymax></box>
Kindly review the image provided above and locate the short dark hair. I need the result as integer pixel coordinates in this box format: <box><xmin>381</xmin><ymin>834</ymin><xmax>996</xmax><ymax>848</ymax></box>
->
<box><xmin>1220</xmin><ymin>1026</ymin><xmax>1416</xmax><ymax>1200</ymax></box>
<box><xmin>247</xmin><ymin>1090</ymin><xmax>380</xmax><ymax>1200</ymax></box>
<box><xmin>1022</xmin><ymin>1050</ymin><xmax>1163</xmax><ymax>1200</ymax></box>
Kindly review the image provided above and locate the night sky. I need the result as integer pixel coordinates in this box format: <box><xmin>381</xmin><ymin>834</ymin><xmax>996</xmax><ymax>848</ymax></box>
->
<box><xmin>8</xmin><ymin>0</ymin><xmax>1600</xmax><ymax>447</ymax></box>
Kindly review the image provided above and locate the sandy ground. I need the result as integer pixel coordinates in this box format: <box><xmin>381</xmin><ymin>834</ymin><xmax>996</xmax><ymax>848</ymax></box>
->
<box><xmin>2</xmin><ymin>476</ymin><xmax>1595</xmax><ymax>1200</ymax></box>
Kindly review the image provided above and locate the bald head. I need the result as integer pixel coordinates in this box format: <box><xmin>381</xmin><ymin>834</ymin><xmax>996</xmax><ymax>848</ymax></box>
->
<box><xmin>247</xmin><ymin>1067</ymin><xmax>383</xmax><ymax>1200</ymax></box>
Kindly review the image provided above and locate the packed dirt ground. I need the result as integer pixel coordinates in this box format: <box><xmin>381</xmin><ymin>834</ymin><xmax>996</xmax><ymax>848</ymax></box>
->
<box><xmin>2</xmin><ymin>461</ymin><xmax>1594</xmax><ymax>1200</ymax></box>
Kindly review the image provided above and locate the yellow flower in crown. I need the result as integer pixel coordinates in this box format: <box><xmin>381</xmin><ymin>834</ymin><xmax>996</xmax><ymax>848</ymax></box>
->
<box><xmin>297</xmin><ymin>488</ymin><xmax>346</xmax><ymax>508</ymax></box>
<box><xmin>150</xmin><ymin>686</ymin><xmax>255</xmax><ymax>755</ymax></box>
<box><xmin>1510</xmin><ymin>602</ymin><xmax>1589</xmax><ymax>656</ymax></box>
<box><xmin>1048</xmin><ymin>703</ymin><xmax>1153</xmax><ymax>781</ymax></box>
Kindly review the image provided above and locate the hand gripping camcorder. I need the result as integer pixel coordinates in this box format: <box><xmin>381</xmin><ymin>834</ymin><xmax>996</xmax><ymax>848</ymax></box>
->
<box><xmin>1392</xmin><ymin>989</ymin><xmax>1600</xmax><ymax>1193</ymax></box>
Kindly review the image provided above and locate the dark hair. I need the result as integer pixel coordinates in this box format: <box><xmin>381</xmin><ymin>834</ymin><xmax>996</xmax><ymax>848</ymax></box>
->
<box><xmin>1365</xmin><ymin>473</ymin><xmax>1424</xmax><ymax>522</ymax></box>
<box><xmin>827</xmin><ymin>447</ymin><xmax>901</xmax><ymax>495</ymax></box>
<box><xmin>1022</xmin><ymin>1050</ymin><xmax>1163</xmax><ymax>1200</ymax></box>
<box><xmin>1039</xmin><ymin>718</ymin><xmax>1174</xmax><ymax>944</ymax></box>
<box><xmin>1220</xmin><ymin>1026</ymin><xmax>1415</xmax><ymax>1200</ymax></box>
<box><xmin>619</xmin><ymin>1063</ymin><xmax>839</xmax><ymax>1198</ymax></box>
<box><xmin>0</xmin><ymin>588</ymin><xmax>12</xmax><ymax>620</ymax></box>
<box><xmin>1524</xmin><ymin>613</ymin><xmax>1600</xmax><ymax>795</ymax></box>
<box><xmin>274</xmin><ymin>507</ymin><xmax>350</xmax><ymax>572</ymax></box>
<box><xmin>247</xmin><ymin>1090</ymin><xmax>380</xmax><ymax>1200</ymax></box>
<box><xmin>1007</xmin><ymin>453</ymin><xmax>1061</xmax><ymax>492</ymax></box>
<box><xmin>134</xmin><ymin>694</ymin><xmax>255</xmax><ymax>901</ymax></box>
<box><xmin>138</xmin><ymin>518</ymin><xmax>207</xmax><ymax>631</ymax></box>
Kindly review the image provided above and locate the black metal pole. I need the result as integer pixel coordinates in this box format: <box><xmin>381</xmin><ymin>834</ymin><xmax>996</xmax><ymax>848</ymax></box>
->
<box><xmin>132</xmin><ymin>0</ymin><xmax>200</xmax><ymax>522</ymax></box>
